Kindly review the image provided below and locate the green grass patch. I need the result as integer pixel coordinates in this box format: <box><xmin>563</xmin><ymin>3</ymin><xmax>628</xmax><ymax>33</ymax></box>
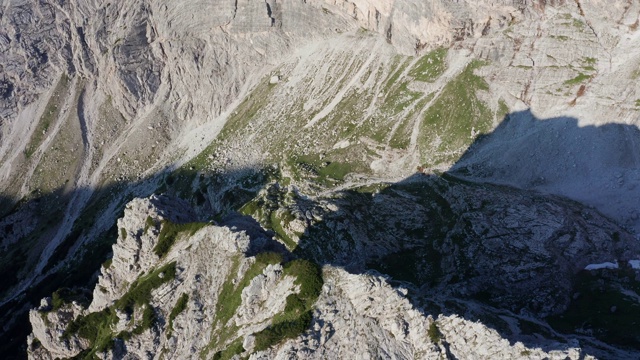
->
<box><xmin>154</xmin><ymin>221</ymin><xmax>208</xmax><ymax>258</ymax></box>
<box><xmin>270</xmin><ymin>211</ymin><xmax>298</xmax><ymax>250</ymax></box>
<box><xmin>144</xmin><ymin>215</ymin><xmax>155</xmax><ymax>233</ymax></box>
<box><xmin>212</xmin><ymin>338</ymin><xmax>245</xmax><ymax>360</ymax></box>
<box><xmin>115</xmin><ymin>262</ymin><xmax>177</xmax><ymax>313</ymax></box>
<box><xmin>185</xmin><ymin>76</ymin><xmax>275</xmax><ymax>172</ymax></box>
<box><xmin>564</xmin><ymin>73</ymin><xmax>591</xmax><ymax>85</ymax></box>
<box><xmin>167</xmin><ymin>293</ymin><xmax>189</xmax><ymax>337</ymax></box>
<box><xmin>380</xmin><ymin>81</ymin><xmax>423</xmax><ymax>117</ymax></box>
<box><xmin>293</xmin><ymin>154</ymin><xmax>354</xmax><ymax>186</ymax></box>
<box><xmin>383</xmin><ymin>56</ymin><xmax>412</xmax><ymax>94</ymax></box>
<box><xmin>204</xmin><ymin>252</ymin><xmax>284</xmax><ymax>357</ymax></box>
<box><xmin>63</xmin><ymin>303</ymin><xmax>155</xmax><ymax>358</ymax></box>
<box><xmin>253</xmin><ymin>310</ymin><xmax>312</xmax><ymax>352</ymax></box>
<box><xmin>283</xmin><ymin>259</ymin><xmax>323</xmax><ymax>303</ymax></box>
<box><xmin>62</xmin><ymin>263</ymin><xmax>177</xmax><ymax>357</ymax></box>
<box><xmin>215</xmin><ymin>253</ymin><xmax>283</xmax><ymax>326</ymax></box>
<box><xmin>24</xmin><ymin>74</ymin><xmax>70</xmax><ymax>158</ymax></box>
<box><xmin>252</xmin><ymin>259</ymin><xmax>323</xmax><ymax>351</ymax></box>
<box><xmin>63</xmin><ymin>307</ymin><xmax>117</xmax><ymax>355</ymax></box>
<box><xmin>132</xmin><ymin>304</ymin><xmax>156</xmax><ymax>335</ymax></box>
<box><xmin>317</xmin><ymin>162</ymin><xmax>351</xmax><ymax>181</ymax></box>
<box><xmin>408</xmin><ymin>48</ymin><xmax>448</xmax><ymax>82</ymax></box>
<box><xmin>387</xmin><ymin>94</ymin><xmax>433</xmax><ymax>149</ymax></box>
<box><xmin>497</xmin><ymin>99</ymin><xmax>510</xmax><ymax>122</ymax></box>
<box><xmin>419</xmin><ymin>60</ymin><xmax>492</xmax><ymax>166</ymax></box>
<box><xmin>353</xmin><ymin>182</ymin><xmax>391</xmax><ymax>194</ymax></box>
<box><xmin>239</xmin><ymin>199</ymin><xmax>261</xmax><ymax>217</ymax></box>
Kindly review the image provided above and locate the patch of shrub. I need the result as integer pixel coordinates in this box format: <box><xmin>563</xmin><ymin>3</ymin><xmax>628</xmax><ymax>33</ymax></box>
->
<box><xmin>167</xmin><ymin>293</ymin><xmax>189</xmax><ymax>337</ymax></box>
<box><xmin>133</xmin><ymin>304</ymin><xmax>156</xmax><ymax>335</ymax></box>
<box><xmin>253</xmin><ymin>311</ymin><xmax>312</xmax><ymax>352</ymax></box>
<box><xmin>428</xmin><ymin>321</ymin><xmax>442</xmax><ymax>343</ymax></box>
<box><xmin>255</xmin><ymin>252</ymin><xmax>283</xmax><ymax>265</ymax></box>
<box><xmin>116</xmin><ymin>262</ymin><xmax>177</xmax><ymax>313</ymax></box>
<box><xmin>284</xmin><ymin>294</ymin><xmax>305</xmax><ymax>314</ymax></box>
<box><xmin>63</xmin><ymin>307</ymin><xmax>117</xmax><ymax>352</ymax></box>
<box><xmin>144</xmin><ymin>215</ymin><xmax>155</xmax><ymax>233</ymax></box>
<box><xmin>564</xmin><ymin>72</ymin><xmax>591</xmax><ymax>85</ymax></box>
<box><xmin>216</xmin><ymin>253</ymin><xmax>283</xmax><ymax>325</ymax></box>
<box><xmin>30</xmin><ymin>337</ymin><xmax>41</xmax><ymax>350</ymax></box>
<box><xmin>50</xmin><ymin>288</ymin><xmax>88</xmax><ymax>311</ymax></box>
<box><xmin>154</xmin><ymin>221</ymin><xmax>208</xmax><ymax>258</ymax></box>
<box><xmin>283</xmin><ymin>259</ymin><xmax>323</xmax><ymax>304</ymax></box>
<box><xmin>251</xmin><ymin>259</ymin><xmax>324</xmax><ymax>351</ymax></box>
<box><xmin>63</xmin><ymin>263</ymin><xmax>178</xmax><ymax>358</ymax></box>
<box><xmin>213</xmin><ymin>338</ymin><xmax>245</xmax><ymax>360</ymax></box>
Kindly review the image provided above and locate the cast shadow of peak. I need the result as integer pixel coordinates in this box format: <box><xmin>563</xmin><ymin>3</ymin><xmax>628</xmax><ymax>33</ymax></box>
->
<box><xmin>450</xmin><ymin>109</ymin><xmax>640</xmax><ymax>233</ymax></box>
<box><xmin>291</xmin><ymin>173</ymin><xmax>640</xmax><ymax>355</ymax></box>
<box><xmin>3</xmin><ymin>108</ymin><xmax>640</xmax><ymax>358</ymax></box>
<box><xmin>285</xmin><ymin>109</ymin><xmax>640</xmax><ymax>357</ymax></box>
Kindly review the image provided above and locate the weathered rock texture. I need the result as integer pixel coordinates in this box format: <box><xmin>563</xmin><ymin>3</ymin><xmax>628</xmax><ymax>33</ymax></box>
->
<box><xmin>1</xmin><ymin>0</ymin><xmax>640</xmax><ymax>358</ymax></box>
<box><xmin>30</xmin><ymin>194</ymin><xmax>632</xmax><ymax>359</ymax></box>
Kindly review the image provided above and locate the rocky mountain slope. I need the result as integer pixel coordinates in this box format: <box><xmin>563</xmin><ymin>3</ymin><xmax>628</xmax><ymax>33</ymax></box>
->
<box><xmin>25</xmin><ymin>190</ymin><xmax>638</xmax><ymax>359</ymax></box>
<box><xmin>0</xmin><ymin>0</ymin><xmax>639</xmax><ymax>358</ymax></box>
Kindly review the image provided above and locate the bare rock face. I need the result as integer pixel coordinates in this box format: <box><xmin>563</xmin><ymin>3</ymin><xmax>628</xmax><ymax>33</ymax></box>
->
<box><xmin>5</xmin><ymin>0</ymin><xmax>640</xmax><ymax>358</ymax></box>
<box><xmin>235</xmin><ymin>264</ymin><xmax>296</xmax><ymax>327</ymax></box>
<box><xmin>27</xmin><ymin>186</ymin><xmax>640</xmax><ymax>359</ymax></box>
<box><xmin>1</xmin><ymin>0</ymin><xmax>637</xmax><ymax>241</ymax></box>
<box><xmin>273</xmin><ymin>269</ymin><xmax>594</xmax><ymax>360</ymax></box>
<box><xmin>27</xmin><ymin>195</ymin><xmax>260</xmax><ymax>359</ymax></box>
<box><xmin>28</xmin><ymin>298</ymin><xmax>89</xmax><ymax>359</ymax></box>
<box><xmin>89</xmin><ymin>195</ymin><xmax>197</xmax><ymax>312</ymax></box>
<box><xmin>22</xmin><ymin>199</ymin><xmax>507</xmax><ymax>359</ymax></box>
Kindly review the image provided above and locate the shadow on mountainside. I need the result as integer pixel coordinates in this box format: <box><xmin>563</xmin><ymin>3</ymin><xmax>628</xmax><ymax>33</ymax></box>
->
<box><xmin>285</xmin><ymin>110</ymin><xmax>640</xmax><ymax>357</ymax></box>
<box><xmin>3</xmin><ymin>110</ymin><xmax>640</xmax><ymax>359</ymax></box>
<box><xmin>0</xmin><ymin>165</ymin><xmax>277</xmax><ymax>359</ymax></box>
<box><xmin>450</xmin><ymin>109</ymin><xmax>640</xmax><ymax>234</ymax></box>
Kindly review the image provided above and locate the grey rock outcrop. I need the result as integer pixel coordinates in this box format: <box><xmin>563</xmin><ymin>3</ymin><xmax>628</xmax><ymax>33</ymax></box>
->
<box><xmin>28</xmin><ymin>188</ymin><xmax>640</xmax><ymax>359</ymax></box>
<box><xmin>28</xmin><ymin>298</ymin><xmax>89</xmax><ymax>360</ymax></box>
<box><xmin>27</xmin><ymin>195</ymin><xmax>284</xmax><ymax>359</ymax></box>
<box><xmin>90</xmin><ymin>195</ymin><xmax>197</xmax><ymax>312</ymax></box>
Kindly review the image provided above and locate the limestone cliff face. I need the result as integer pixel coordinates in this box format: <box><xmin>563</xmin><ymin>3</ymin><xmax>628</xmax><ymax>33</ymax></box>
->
<box><xmin>1</xmin><ymin>0</ymin><xmax>638</xmax><ymax>222</ymax></box>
